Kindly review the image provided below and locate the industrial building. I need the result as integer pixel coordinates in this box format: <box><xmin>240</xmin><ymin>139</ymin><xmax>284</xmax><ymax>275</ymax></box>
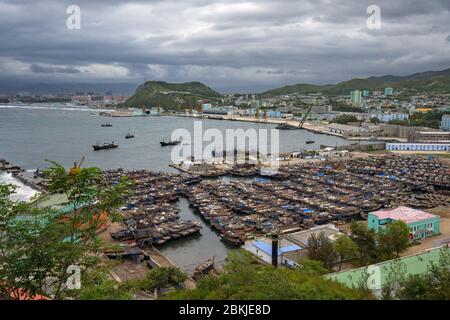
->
<box><xmin>243</xmin><ymin>238</ymin><xmax>302</xmax><ymax>268</ymax></box>
<box><xmin>409</xmin><ymin>131</ymin><xmax>450</xmax><ymax>143</ymax></box>
<box><xmin>368</xmin><ymin>206</ymin><xmax>440</xmax><ymax>240</ymax></box>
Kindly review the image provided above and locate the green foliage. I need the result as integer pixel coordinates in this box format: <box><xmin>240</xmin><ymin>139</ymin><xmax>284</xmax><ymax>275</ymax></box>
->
<box><xmin>349</xmin><ymin>221</ymin><xmax>378</xmax><ymax>265</ymax></box>
<box><xmin>334</xmin><ymin>235</ymin><xmax>358</xmax><ymax>271</ymax></box>
<box><xmin>409</xmin><ymin>110</ymin><xmax>448</xmax><ymax>129</ymax></box>
<box><xmin>350</xmin><ymin>221</ymin><xmax>410</xmax><ymax>265</ymax></box>
<box><xmin>69</xmin><ymin>268</ymin><xmax>134</xmax><ymax>300</ymax></box>
<box><xmin>165</xmin><ymin>251</ymin><xmax>372</xmax><ymax>300</ymax></box>
<box><xmin>121</xmin><ymin>81</ymin><xmax>221</xmax><ymax>110</ymax></box>
<box><xmin>389</xmin><ymin>247</ymin><xmax>450</xmax><ymax>300</ymax></box>
<box><xmin>138</xmin><ymin>267</ymin><xmax>187</xmax><ymax>292</ymax></box>
<box><xmin>387</xmin><ymin>119</ymin><xmax>409</xmax><ymax>126</ymax></box>
<box><xmin>261</xmin><ymin>68</ymin><xmax>450</xmax><ymax>97</ymax></box>
<box><xmin>298</xmin><ymin>258</ymin><xmax>328</xmax><ymax>275</ymax></box>
<box><xmin>381</xmin><ymin>259</ymin><xmax>407</xmax><ymax>300</ymax></box>
<box><xmin>330</xmin><ymin>99</ymin><xmax>364</xmax><ymax>113</ymax></box>
<box><xmin>377</xmin><ymin>221</ymin><xmax>410</xmax><ymax>259</ymax></box>
<box><xmin>370</xmin><ymin>117</ymin><xmax>381</xmax><ymax>124</ymax></box>
<box><xmin>307</xmin><ymin>232</ymin><xmax>338</xmax><ymax>269</ymax></box>
<box><xmin>0</xmin><ymin>160</ymin><xmax>129</xmax><ymax>300</ymax></box>
<box><xmin>332</xmin><ymin>114</ymin><xmax>359</xmax><ymax>124</ymax></box>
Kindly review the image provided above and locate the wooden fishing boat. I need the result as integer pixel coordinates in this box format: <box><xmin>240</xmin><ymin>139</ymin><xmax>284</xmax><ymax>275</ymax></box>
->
<box><xmin>193</xmin><ymin>256</ymin><xmax>215</xmax><ymax>279</ymax></box>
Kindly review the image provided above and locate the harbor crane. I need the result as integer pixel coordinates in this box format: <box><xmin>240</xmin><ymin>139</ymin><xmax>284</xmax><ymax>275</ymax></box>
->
<box><xmin>298</xmin><ymin>105</ymin><xmax>313</xmax><ymax>128</ymax></box>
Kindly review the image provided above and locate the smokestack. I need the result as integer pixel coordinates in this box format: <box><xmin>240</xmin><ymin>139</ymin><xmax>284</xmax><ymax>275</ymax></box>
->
<box><xmin>272</xmin><ymin>233</ymin><xmax>279</xmax><ymax>268</ymax></box>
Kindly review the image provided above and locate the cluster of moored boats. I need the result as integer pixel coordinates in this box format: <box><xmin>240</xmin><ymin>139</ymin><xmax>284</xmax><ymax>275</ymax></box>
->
<box><xmin>97</xmin><ymin>154</ymin><xmax>449</xmax><ymax>249</ymax></box>
<box><xmin>99</xmin><ymin>169</ymin><xmax>202</xmax><ymax>247</ymax></box>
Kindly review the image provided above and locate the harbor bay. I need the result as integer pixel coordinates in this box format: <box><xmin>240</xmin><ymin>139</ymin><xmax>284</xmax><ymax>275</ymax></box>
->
<box><xmin>0</xmin><ymin>105</ymin><xmax>358</xmax><ymax>272</ymax></box>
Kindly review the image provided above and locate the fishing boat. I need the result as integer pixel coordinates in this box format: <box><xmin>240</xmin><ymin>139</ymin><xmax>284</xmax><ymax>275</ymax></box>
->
<box><xmin>92</xmin><ymin>142</ymin><xmax>118</xmax><ymax>151</ymax></box>
<box><xmin>160</xmin><ymin>139</ymin><xmax>181</xmax><ymax>146</ymax></box>
<box><xmin>193</xmin><ymin>256</ymin><xmax>215</xmax><ymax>279</ymax></box>
<box><xmin>306</xmin><ymin>140</ymin><xmax>315</xmax><ymax>144</ymax></box>
<box><xmin>101</xmin><ymin>123</ymin><xmax>112</xmax><ymax>127</ymax></box>
<box><xmin>220</xmin><ymin>232</ymin><xmax>245</xmax><ymax>246</ymax></box>
<box><xmin>275</xmin><ymin>122</ymin><xmax>298</xmax><ymax>130</ymax></box>
<box><xmin>125</xmin><ymin>131</ymin><xmax>135</xmax><ymax>139</ymax></box>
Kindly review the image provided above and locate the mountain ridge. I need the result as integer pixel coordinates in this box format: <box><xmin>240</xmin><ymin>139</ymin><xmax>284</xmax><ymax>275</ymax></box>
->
<box><xmin>261</xmin><ymin>68</ymin><xmax>450</xmax><ymax>97</ymax></box>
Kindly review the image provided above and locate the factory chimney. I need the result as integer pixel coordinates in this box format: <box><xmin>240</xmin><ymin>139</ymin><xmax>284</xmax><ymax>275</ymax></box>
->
<box><xmin>271</xmin><ymin>233</ymin><xmax>279</xmax><ymax>268</ymax></box>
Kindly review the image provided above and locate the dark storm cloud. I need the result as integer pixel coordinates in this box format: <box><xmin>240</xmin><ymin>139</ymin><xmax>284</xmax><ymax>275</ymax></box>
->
<box><xmin>0</xmin><ymin>0</ymin><xmax>449</xmax><ymax>92</ymax></box>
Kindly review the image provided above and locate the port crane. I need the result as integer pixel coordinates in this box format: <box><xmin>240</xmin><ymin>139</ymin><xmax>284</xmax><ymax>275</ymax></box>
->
<box><xmin>298</xmin><ymin>105</ymin><xmax>313</xmax><ymax>128</ymax></box>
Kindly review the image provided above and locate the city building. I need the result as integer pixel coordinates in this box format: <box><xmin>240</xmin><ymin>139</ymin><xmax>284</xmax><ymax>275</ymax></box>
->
<box><xmin>441</xmin><ymin>114</ymin><xmax>450</xmax><ymax>131</ymax></box>
<box><xmin>350</xmin><ymin>90</ymin><xmax>362</xmax><ymax>106</ymax></box>
<box><xmin>386</xmin><ymin>142</ymin><xmax>450</xmax><ymax>152</ymax></box>
<box><xmin>368</xmin><ymin>206</ymin><xmax>440</xmax><ymax>240</ymax></box>
<box><xmin>384</xmin><ymin>87</ymin><xmax>394</xmax><ymax>96</ymax></box>
<box><xmin>202</xmin><ymin>104</ymin><xmax>236</xmax><ymax>115</ymax></box>
<box><xmin>362</xmin><ymin>90</ymin><xmax>370</xmax><ymax>97</ymax></box>
<box><xmin>374</xmin><ymin>112</ymin><xmax>409</xmax><ymax>123</ymax></box>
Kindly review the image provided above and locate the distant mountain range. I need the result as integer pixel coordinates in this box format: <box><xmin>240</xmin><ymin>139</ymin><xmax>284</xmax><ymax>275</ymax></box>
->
<box><xmin>261</xmin><ymin>68</ymin><xmax>450</xmax><ymax>97</ymax></box>
<box><xmin>0</xmin><ymin>82</ymin><xmax>139</xmax><ymax>95</ymax></box>
<box><xmin>121</xmin><ymin>81</ymin><xmax>221</xmax><ymax>109</ymax></box>
<box><xmin>1</xmin><ymin>67</ymin><xmax>450</xmax><ymax>99</ymax></box>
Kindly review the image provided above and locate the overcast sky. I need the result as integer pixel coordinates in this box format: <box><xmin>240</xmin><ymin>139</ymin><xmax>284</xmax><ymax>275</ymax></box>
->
<box><xmin>1</xmin><ymin>0</ymin><xmax>450</xmax><ymax>92</ymax></box>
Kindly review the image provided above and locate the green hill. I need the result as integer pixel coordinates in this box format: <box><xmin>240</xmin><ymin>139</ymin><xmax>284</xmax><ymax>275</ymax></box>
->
<box><xmin>121</xmin><ymin>81</ymin><xmax>222</xmax><ymax>110</ymax></box>
<box><xmin>261</xmin><ymin>68</ymin><xmax>450</xmax><ymax>97</ymax></box>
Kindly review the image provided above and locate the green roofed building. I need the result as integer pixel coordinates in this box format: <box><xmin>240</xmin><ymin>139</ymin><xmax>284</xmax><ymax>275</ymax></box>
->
<box><xmin>325</xmin><ymin>246</ymin><xmax>448</xmax><ymax>295</ymax></box>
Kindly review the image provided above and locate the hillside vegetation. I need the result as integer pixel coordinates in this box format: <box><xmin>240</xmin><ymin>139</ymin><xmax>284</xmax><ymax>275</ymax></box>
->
<box><xmin>121</xmin><ymin>81</ymin><xmax>221</xmax><ymax>110</ymax></box>
<box><xmin>261</xmin><ymin>68</ymin><xmax>450</xmax><ymax>97</ymax></box>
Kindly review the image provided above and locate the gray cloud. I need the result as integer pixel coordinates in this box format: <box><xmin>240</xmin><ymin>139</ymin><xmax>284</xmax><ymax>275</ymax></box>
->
<box><xmin>0</xmin><ymin>0</ymin><xmax>449</xmax><ymax>92</ymax></box>
<box><xmin>30</xmin><ymin>64</ymin><xmax>80</xmax><ymax>74</ymax></box>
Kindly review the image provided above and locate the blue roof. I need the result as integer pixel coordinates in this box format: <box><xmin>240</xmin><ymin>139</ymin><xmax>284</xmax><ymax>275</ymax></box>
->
<box><xmin>251</xmin><ymin>240</ymin><xmax>301</xmax><ymax>256</ymax></box>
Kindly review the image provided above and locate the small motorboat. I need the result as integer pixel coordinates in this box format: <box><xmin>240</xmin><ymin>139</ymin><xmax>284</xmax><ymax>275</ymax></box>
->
<box><xmin>92</xmin><ymin>142</ymin><xmax>118</xmax><ymax>151</ymax></box>
<box><xmin>125</xmin><ymin>131</ymin><xmax>135</xmax><ymax>139</ymax></box>
<box><xmin>101</xmin><ymin>123</ymin><xmax>112</xmax><ymax>127</ymax></box>
<box><xmin>306</xmin><ymin>140</ymin><xmax>315</xmax><ymax>144</ymax></box>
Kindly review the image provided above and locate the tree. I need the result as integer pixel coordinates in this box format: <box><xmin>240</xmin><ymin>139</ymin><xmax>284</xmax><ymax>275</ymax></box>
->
<box><xmin>349</xmin><ymin>221</ymin><xmax>377</xmax><ymax>264</ymax></box>
<box><xmin>387</xmin><ymin>119</ymin><xmax>408</xmax><ymax>126</ymax></box>
<box><xmin>0</xmin><ymin>160</ymin><xmax>129</xmax><ymax>300</ymax></box>
<box><xmin>165</xmin><ymin>251</ymin><xmax>372</xmax><ymax>300</ymax></box>
<box><xmin>381</xmin><ymin>259</ymin><xmax>407</xmax><ymax>300</ymax></box>
<box><xmin>333</xmin><ymin>235</ymin><xmax>358</xmax><ymax>271</ymax></box>
<box><xmin>397</xmin><ymin>247</ymin><xmax>450</xmax><ymax>300</ymax></box>
<box><xmin>370</xmin><ymin>117</ymin><xmax>381</xmax><ymax>124</ymax></box>
<box><xmin>306</xmin><ymin>232</ymin><xmax>338</xmax><ymax>269</ymax></box>
<box><xmin>378</xmin><ymin>221</ymin><xmax>410</xmax><ymax>259</ymax></box>
<box><xmin>137</xmin><ymin>267</ymin><xmax>187</xmax><ymax>298</ymax></box>
<box><xmin>332</xmin><ymin>114</ymin><xmax>359</xmax><ymax>124</ymax></box>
